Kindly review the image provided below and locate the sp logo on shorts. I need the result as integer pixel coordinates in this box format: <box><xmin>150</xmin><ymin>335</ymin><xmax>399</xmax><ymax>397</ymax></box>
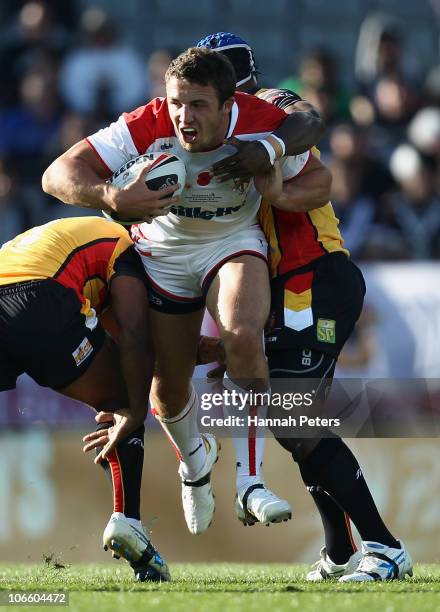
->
<box><xmin>72</xmin><ymin>337</ymin><xmax>93</xmax><ymax>366</ymax></box>
<box><xmin>317</xmin><ymin>319</ymin><xmax>336</xmax><ymax>344</ymax></box>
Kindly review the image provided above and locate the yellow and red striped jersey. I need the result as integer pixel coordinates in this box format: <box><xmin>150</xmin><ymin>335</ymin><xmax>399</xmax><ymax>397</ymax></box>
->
<box><xmin>258</xmin><ymin>145</ymin><xmax>349</xmax><ymax>334</ymax></box>
<box><xmin>0</xmin><ymin>216</ymin><xmax>134</xmax><ymax>316</ymax></box>
<box><xmin>258</xmin><ymin>146</ymin><xmax>349</xmax><ymax>279</ymax></box>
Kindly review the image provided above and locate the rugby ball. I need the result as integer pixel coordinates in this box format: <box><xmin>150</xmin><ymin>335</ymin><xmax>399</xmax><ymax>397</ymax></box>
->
<box><xmin>102</xmin><ymin>153</ymin><xmax>186</xmax><ymax>226</ymax></box>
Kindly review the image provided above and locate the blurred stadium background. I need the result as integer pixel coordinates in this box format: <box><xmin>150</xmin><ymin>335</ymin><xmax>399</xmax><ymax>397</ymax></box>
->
<box><xmin>0</xmin><ymin>0</ymin><xmax>439</xmax><ymax>565</ymax></box>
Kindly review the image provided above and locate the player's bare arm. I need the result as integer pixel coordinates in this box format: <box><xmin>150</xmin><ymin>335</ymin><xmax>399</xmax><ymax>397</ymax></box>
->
<box><xmin>274</xmin><ymin>154</ymin><xmax>332</xmax><ymax>213</ymax></box>
<box><xmin>42</xmin><ymin>140</ymin><xmax>180</xmax><ymax>221</ymax></box>
<box><xmin>110</xmin><ymin>274</ymin><xmax>153</xmax><ymax>420</ymax></box>
<box><xmin>255</xmin><ymin>93</ymin><xmax>331</xmax><ymax>211</ymax></box>
<box><xmin>211</xmin><ymin>108</ymin><xmax>325</xmax><ymax>182</ymax></box>
<box><xmin>271</xmin><ymin>104</ymin><xmax>324</xmax><ymax>155</ymax></box>
<box><xmin>253</xmin><ymin>161</ymin><xmax>283</xmax><ymax>202</ymax></box>
<box><xmin>83</xmin><ymin>274</ymin><xmax>153</xmax><ymax>461</ymax></box>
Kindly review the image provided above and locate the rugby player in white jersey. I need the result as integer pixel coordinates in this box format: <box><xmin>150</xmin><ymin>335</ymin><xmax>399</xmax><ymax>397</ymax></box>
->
<box><xmin>42</xmin><ymin>47</ymin><xmax>325</xmax><ymax>535</ymax></box>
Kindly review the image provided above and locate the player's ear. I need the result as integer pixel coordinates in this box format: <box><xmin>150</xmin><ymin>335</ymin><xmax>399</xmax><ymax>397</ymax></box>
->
<box><xmin>222</xmin><ymin>97</ymin><xmax>234</xmax><ymax>114</ymax></box>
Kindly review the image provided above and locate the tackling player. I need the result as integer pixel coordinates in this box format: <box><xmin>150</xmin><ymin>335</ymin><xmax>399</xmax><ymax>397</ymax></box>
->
<box><xmin>42</xmin><ymin>47</ymin><xmax>325</xmax><ymax>535</ymax></box>
<box><xmin>0</xmin><ymin>216</ymin><xmax>169</xmax><ymax>582</ymax></box>
<box><xmin>198</xmin><ymin>32</ymin><xmax>413</xmax><ymax>582</ymax></box>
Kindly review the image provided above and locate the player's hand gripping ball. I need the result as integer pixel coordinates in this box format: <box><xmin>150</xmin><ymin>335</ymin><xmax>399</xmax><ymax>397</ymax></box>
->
<box><xmin>102</xmin><ymin>153</ymin><xmax>186</xmax><ymax>226</ymax></box>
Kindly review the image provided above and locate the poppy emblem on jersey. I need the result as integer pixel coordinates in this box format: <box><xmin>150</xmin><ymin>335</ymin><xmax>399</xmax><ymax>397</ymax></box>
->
<box><xmin>197</xmin><ymin>171</ymin><xmax>212</xmax><ymax>186</ymax></box>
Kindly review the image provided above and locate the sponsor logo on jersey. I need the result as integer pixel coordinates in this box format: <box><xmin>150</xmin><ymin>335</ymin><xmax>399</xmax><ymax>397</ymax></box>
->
<box><xmin>72</xmin><ymin>337</ymin><xmax>93</xmax><ymax>366</ymax></box>
<box><xmin>160</xmin><ymin>143</ymin><xmax>174</xmax><ymax>150</ymax></box>
<box><xmin>317</xmin><ymin>318</ymin><xmax>336</xmax><ymax>344</ymax></box>
<box><xmin>169</xmin><ymin>203</ymin><xmax>245</xmax><ymax>219</ymax></box>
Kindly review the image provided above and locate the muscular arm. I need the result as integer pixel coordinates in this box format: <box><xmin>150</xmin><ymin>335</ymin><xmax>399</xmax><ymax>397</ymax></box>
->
<box><xmin>82</xmin><ymin>273</ymin><xmax>153</xmax><ymax>459</ymax></box>
<box><xmin>275</xmin><ymin>154</ymin><xmax>332</xmax><ymax>213</ymax></box>
<box><xmin>42</xmin><ymin>141</ymin><xmax>116</xmax><ymax>210</ymax></box>
<box><xmin>271</xmin><ymin>97</ymin><xmax>331</xmax><ymax>212</ymax></box>
<box><xmin>211</xmin><ymin>97</ymin><xmax>325</xmax><ymax>182</ymax></box>
<box><xmin>110</xmin><ymin>274</ymin><xmax>153</xmax><ymax>422</ymax></box>
<box><xmin>272</xmin><ymin>104</ymin><xmax>325</xmax><ymax>156</ymax></box>
<box><xmin>42</xmin><ymin>140</ymin><xmax>179</xmax><ymax>220</ymax></box>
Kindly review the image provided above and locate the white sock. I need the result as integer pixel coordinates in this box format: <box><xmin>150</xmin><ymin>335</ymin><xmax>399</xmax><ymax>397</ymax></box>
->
<box><xmin>110</xmin><ymin>512</ymin><xmax>142</xmax><ymax>532</ymax></box>
<box><xmin>154</xmin><ymin>384</ymin><xmax>207</xmax><ymax>480</ymax></box>
<box><xmin>126</xmin><ymin>517</ymin><xmax>143</xmax><ymax>531</ymax></box>
<box><xmin>223</xmin><ymin>375</ymin><xmax>269</xmax><ymax>498</ymax></box>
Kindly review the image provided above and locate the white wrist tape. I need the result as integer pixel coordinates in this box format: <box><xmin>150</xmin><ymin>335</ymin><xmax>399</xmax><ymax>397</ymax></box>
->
<box><xmin>269</xmin><ymin>134</ymin><xmax>286</xmax><ymax>157</ymax></box>
<box><xmin>258</xmin><ymin>139</ymin><xmax>277</xmax><ymax>165</ymax></box>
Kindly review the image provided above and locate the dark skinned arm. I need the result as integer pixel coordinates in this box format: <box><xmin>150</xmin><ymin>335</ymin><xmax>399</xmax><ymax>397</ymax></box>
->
<box><xmin>83</xmin><ymin>274</ymin><xmax>153</xmax><ymax>461</ymax></box>
<box><xmin>111</xmin><ymin>274</ymin><xmax>153</xmax><ymax>424</ymax></box>
<box><xmin>211</xmin><ymin>105</ymin><xmax>325</xmax><ymax>182</ymax></box>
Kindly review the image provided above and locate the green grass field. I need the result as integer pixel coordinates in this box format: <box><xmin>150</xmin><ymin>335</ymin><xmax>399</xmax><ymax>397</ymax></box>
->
<box><xmin>0</xmin><ymin>563</ymin><xmax>439</xmax><ymax>612</ymax></box>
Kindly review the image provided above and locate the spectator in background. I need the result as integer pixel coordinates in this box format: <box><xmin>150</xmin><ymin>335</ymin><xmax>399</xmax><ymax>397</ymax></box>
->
<box><xmin>43</xmin><ymin>111</ymin><xmax>100</xmax><ymax>222</ymax></box>
<box><xmin>381</xmin><ymin>145</ymin><xmax>440</xmax><ymax>259</ymax></box>
<box><xmin>278</xmin><ymin>47</ymin><xmax>351</xmax><ymax>128</ymax></box>
<box><xmin>57</xmin><ymin>112</ymin><xmax>98</xmax><ymax>154</ymax></box>
<box><xmin>59</xmin><ymin>7</ymin><xmax>147</xmax><ymax>118</ymax></box>
<box><xmin>329</xmin><ymin>161</ymin><xmax>375</xmax><ymax>260</ymax></box>
<box><xmin>355</xmin><ymin>13</ymin><xmax>421</xmax><ymax>94</ymax></box>
<box><xmin>327</xmin><ymin>124</ymin><xmax>394</xmax><ymax>259</ymax></box>
<box><xmin>0</xmin><ymin>64</ymin><xmax>62</xmax><ymax>183</ymax></box>
<box><xmin>147</xmin><ymin>49</ymin><xmax>177</xmax><ymax>99</ymax></box>
<box><xmin>408</xmin><ymin>107</ymin><xmax>440</xmax><ymax>193</ymax></box>
<box><xmin>424</xmin><ymin>64</ymin><xmax>440</xmax><ymax>107</ymax></box>
<box><xmin>351</xmin><ymin>75</ymin><xmax>420</xmax><ymax>163</ymax></box>
<box><xmin>0</xmin><ymin>0</ymin><xmax>72</xmax><ymax>108</ymax></box>
<box><xmin>351</xmin><ymin>13</ymin><xmax>420</xmax><ymax>154</ymax></box>
<box><xmin>329</xmin><ymin>124</ymin><xmax>395</xmax><ymax>200</ymax></box>
<box><xmin>0</xmin><ymin>160</ymin><xmax>30</xmax><ymax>244</ymax></box>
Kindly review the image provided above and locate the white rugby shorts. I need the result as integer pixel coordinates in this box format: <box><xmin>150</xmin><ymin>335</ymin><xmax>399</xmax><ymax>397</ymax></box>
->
<box><xmin>134</xmin><ymin>225</ymin><xmax>268</xmax><ymax>312</ymax></box>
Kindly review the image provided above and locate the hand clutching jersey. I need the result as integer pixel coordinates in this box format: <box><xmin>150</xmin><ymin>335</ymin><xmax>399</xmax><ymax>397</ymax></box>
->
<box><xmin>85</xmin><ymin>93</ymin><xmax>310</xmax><ymax>251</ymax></box>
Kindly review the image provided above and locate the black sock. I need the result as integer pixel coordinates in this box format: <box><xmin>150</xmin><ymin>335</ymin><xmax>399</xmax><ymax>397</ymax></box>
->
<box><xmin>298</xmin><ymin>438</ymin><xmax>400</xmax><ymax>550</ymax></box>
<box><xmin>306</xmin><ymin>484</ymin><xmax>356</xmax><ymax>564</ymax></box>
<box><xmin>96</xmin><ymin>423</ymin><xmax>145</xmax><ymax>520</ymax></box>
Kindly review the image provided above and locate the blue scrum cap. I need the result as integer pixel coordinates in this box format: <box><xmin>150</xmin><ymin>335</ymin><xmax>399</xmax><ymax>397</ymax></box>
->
<box><xmin>196</xmin><ymin>32</ymin><xmax>257</xmax><ymax>87</ymax></box>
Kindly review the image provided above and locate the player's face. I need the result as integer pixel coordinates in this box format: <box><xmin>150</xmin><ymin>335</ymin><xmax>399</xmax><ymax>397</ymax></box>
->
<box><xmin>166</xmin><ymin>77</ymin><xmax>234</xmax><ymax>152</ymax></box>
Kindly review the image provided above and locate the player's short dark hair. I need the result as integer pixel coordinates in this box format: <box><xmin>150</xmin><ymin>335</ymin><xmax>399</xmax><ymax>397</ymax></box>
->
<box><xmin>165</xmin><ymin>47</ymin><xmax>236</xmax><ymax>106</ymax></box>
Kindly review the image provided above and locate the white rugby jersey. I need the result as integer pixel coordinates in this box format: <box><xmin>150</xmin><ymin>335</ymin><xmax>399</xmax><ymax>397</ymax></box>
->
<box><xmin>86</xmin><ymin>92</ymin><xmax>310</xmax><ymax>248</ymax></box>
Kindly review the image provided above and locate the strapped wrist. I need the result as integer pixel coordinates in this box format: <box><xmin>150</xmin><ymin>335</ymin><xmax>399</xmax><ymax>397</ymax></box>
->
<box><xmin>267</xmin><ymin>134</ymin><xmax>286</xmax><ymax>158</ymax></box>
<box><xmin>258</xmin><ymin>139</ymin><xmax>277</xmax><ymax>165</ymax></box>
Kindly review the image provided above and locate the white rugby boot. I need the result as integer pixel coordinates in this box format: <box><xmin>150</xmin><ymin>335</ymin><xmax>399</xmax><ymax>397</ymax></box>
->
<box><xmin>307</xmin><ymin>546</ymin><xmax>362</xmax><ymax>581</ymax></box>
<box><xmin>235</xmin><ymin>483</ymin><xmax>292</xmax><ymax>526</ymax></box>
<box><xmin>103</xmin><ymin>512</ymin><xmax>170</xmax><ymax>581</ymax></box>
<box><xmin>179</xmin><ymin>433</ymin><xmax>219</xmax><ymax>535</ymax></box>
<box><xmin>339</xmin><ymin>540</ymin><xmax>413</xmax><ymax>582</ymax></box>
